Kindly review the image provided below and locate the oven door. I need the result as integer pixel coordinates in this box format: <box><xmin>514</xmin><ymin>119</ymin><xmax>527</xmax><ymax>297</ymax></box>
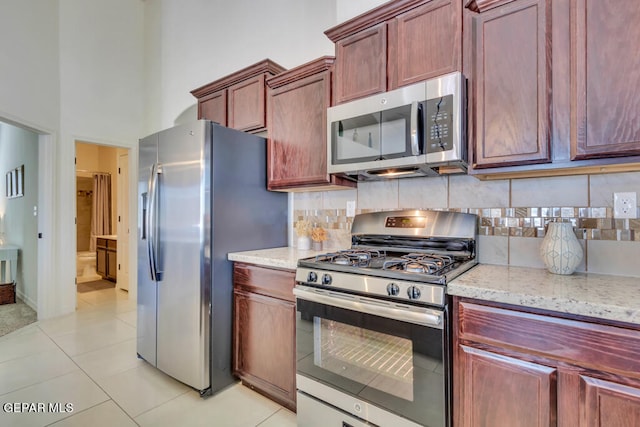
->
<box><xmin>294</xmin><ymin>286</ymin><xmax>449</xmax><ymax>427</ymax></box>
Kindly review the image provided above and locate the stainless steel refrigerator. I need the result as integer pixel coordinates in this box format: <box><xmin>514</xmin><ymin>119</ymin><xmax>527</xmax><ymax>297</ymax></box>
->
<box><xmin>137</xmin><ymin>120</ymin><xmax>287</xmax><ymax>395</ymax></box>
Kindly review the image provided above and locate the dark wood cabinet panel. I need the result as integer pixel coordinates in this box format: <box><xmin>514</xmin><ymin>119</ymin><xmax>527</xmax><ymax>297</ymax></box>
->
<box><xmin>228</xmin><ymin>74</ymin><xmax>266</xmax><ymax>133</ymax></box>
<box><xmin>458</xmin><ymin>345</ymin><xmax>557</xmax><ymax>427</ymax></box>
<box><xmin>96</xmin><ymin>237</ymin><xmax>117</xmax><ymax>282</ymax></box>
<box><xmin>333</xmin><ymin>23</ymin><xmax>387</xmax><ymax>104</ymax></box>
<box><xmin>388</xmin><ymin>0</ymin><xmax>461</xmax><ymax>89</ymax></box>
<box><xmin>233</xmin><ymin>289</ymin><xmax>296</xmax><ymax>411</ymax></box>
<box><xmin>328</xmin><ymin>0</ymin><xmax>462</xmax><ymax>104</ymax></box>
<box><xmin>580</xmin><ymin>376</ymin><xmax>640</xmax><ymax>427</ymax></box>
<box><xmin>190</xmin><ymin>59</ymin><xmax>285</xmax><ymax>134</ymax></box>
<box><xmin>468</xmin><ymin>0</ymin><xmax>552</xmax><ymax>169</ymax></box>
<box><xmin>571</xmin><ymin>0</ymin><xmax>640</xmax><ymax>160</ymax></box>
<box><xmin>454</xmin><ymin>297</ymin><xmax>640</xmax><ymax>427</ymax></box>
<box><xmin>198</xmin><ymin>90</ymin><xmax>226</xmax><ymax>126</ymax></box>
<box><xmin>232</xmin><ymin>263</ymin><xmax>296</xmax><ymax>411</ymax></box>
<box><xmin>267</xmin><ymin>57</ymin><xmax>356</xmax><ymax>191</ymax></box>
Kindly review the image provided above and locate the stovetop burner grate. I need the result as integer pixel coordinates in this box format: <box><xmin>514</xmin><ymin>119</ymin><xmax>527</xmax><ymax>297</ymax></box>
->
<box><xmin>382</xmin><ymin>254</ymin><xmax>454</xmax><ymax>275</ymax></box>
<box><xmin>315</xmin><ymin>249</ymin><xmax>386</xmax><ymax>268</ymax></box>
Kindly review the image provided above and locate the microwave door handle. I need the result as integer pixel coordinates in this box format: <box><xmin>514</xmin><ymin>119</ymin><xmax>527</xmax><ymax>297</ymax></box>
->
<box><xmin>410</xmin><ymin>101</ymin><xmax>420</xmax><ymax>155</ymax></box>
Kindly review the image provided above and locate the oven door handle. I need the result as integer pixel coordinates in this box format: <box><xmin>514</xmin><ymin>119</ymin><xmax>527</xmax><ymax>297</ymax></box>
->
<box><xmin>294</xmin><ymin>286</ymin><xmax>443</xmax><ymax>329</ymax></box>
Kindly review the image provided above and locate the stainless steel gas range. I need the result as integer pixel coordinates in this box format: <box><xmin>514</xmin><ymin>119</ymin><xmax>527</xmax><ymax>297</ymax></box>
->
<box><xmin>294</xmin><ymin>210</ymin><xmax>478</xmax><ymax>427</ymax></box>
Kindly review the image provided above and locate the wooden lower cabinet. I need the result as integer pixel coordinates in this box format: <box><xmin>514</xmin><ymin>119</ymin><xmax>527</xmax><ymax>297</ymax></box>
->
<box><xmin>453</xmin><ymin>297</ymin><xmax>640</xmax><ymax>427</ymax></box>
<box><xmin>457</xmin><ymin>345</ymin><xmax>556</xmax><ymax>427</ymax></box>
<box><xmin>96</xmin><ymin>237</ymin><xmax>117</xmax><ymax>282</ymax></box>
<box><xmin>232</xmin><ymin>263</ymin><xmax>296</xmax><ymax>411</ymax></box>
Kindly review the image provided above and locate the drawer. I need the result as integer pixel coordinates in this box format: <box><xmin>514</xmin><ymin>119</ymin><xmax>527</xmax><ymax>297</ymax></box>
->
<box><xmin>457</xmin><ymin>299</ymin><xmax>640</xmax><ymax>378</ymax></box>
<box><xmin>96</xmin><ymin>238</ymin><xmax>107</xmax><ymax>248</ymax></box>
<box><xmin>233</xmin><ymin>262</ymin><xmax>295</xmax><ymax>302</ymax></box>
<box><xmin>107</xmin><ymin>239</ymin><xmax>117</xmax><ymax>250</ymax></box>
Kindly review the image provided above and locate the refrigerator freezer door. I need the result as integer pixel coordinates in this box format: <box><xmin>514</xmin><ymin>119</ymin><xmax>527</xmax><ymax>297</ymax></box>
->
<box><xmin>156</xmin><ymin>121</ymin><xmax>211</xmax><ymax>391</ymax></box>
<box><xmin>137</xmin><ymin>133</ymin><xmax>158</xmax><ymax>366</ymax></box>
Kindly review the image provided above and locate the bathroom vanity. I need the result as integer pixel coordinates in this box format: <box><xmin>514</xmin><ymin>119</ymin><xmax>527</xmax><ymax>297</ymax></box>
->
<box><xmin>96</xmin><ymin>235</ymin><xmax>117</xmax><ymax>282</ymax></box>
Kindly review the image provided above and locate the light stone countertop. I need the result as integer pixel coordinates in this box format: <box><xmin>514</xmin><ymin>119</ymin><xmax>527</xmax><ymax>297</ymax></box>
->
<box><xmin>227</xmin><ymin>247</ymin><xmax>328</xmax><ymax>271</ymax></box>
<box><xmin>448</xmin><ymin>264</ymin><xmax>640</xmax><ymax>325</ymax></box>
<box><xmin>227</xmin><ymin>248</ymin><xmax>640</xmax><ymax>325</ymax></box>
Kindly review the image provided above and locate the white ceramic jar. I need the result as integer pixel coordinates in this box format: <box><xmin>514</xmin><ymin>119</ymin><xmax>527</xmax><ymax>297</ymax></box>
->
<box><xmin>540</xmin><ymin>222</ymin><xmax>583</xmax><ymax>275</ymax></box>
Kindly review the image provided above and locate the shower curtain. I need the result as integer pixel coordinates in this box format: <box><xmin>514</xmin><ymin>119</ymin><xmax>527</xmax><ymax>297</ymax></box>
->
<box><xmin>90</xmin><ymin>173</ymin><xmax>112</xmax><ymax>252</ymax></box>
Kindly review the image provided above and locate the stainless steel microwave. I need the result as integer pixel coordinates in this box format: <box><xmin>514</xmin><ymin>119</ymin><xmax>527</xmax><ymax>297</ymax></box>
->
<box><xmin>327</xmin><ymin>72</ymin><xmax>467</xmax><ymax>180</ymax></box>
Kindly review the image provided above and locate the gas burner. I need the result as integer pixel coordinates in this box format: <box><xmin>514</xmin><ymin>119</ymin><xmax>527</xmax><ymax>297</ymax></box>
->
<box><xmin>383</xmin><ymin>254</ymin><xmax>454</xmax><ymax>275</ymax></box>
<box><xmin>316</xmin><ymin>249</ymin><xmax>385</xmax><ymax>268</ymax></box>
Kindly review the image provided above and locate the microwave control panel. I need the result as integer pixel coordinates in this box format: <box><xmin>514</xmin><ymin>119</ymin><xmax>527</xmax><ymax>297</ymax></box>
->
<box><xmin>425</xmin><ymin>94</ymin><xmax>454</xmax><ymax>153</ymax></box>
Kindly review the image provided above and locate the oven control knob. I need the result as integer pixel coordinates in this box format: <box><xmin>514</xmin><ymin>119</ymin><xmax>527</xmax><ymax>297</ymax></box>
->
<box><xmin>407</xmin><ymin>286</ymin><xmax>421</xmax><ymax>300</ymax></box>
<box><xmin>307</xmin><ymin>271</ymin><xmax>318</xmax><ymax>283</ymax></box>
<box><xmin>321</xmin><ymin>273</ymin><xmax>332</xmax><ymax>285</ymax></box>
<box><xmin>386</xmin><ymin>283</ymin><xmax>400</xmax><ymax>296</ymax></box>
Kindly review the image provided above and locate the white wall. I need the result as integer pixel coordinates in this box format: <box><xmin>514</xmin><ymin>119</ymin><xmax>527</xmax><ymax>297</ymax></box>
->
<box><xmin>51</xmin><ymin>0</ymin><xmax>145</xmax><ymax>315</ymax></box>
<box><xmin>336</xmin><ymin>0</ymin><xmax>390</xmax><ymax>22</ymax></box>
<box><xmin>0</xmin><ymin>0</ymin><xmax>60</xmax><ymax>132</ymax></box>
<box><xmin>0</xmin><ymin>0</ymin><xmax>391</xmax><ymax>318</ymax></box>
<box><xmin>0</xmin><ymin>0</ymin><xmax>144</xmax><ymax>318</ymax></box>
<box><xmin>0</xmin><ymin>123</ymin><xmax>39</xmax><ymax>308</ymax></box>
<box><xmin>143</xmin><ymin>0</ymin><xmax>338</xmax><ymax>131</ymax></box>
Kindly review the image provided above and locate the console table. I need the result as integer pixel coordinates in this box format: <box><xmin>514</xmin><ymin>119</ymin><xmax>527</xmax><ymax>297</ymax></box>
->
<box><xmin>0</xmin><ymin>244</ymin><xmax>18</xmax><ymax>304</ymax></box>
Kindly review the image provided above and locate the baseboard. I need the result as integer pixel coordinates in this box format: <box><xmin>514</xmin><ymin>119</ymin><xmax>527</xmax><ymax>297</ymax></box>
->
<box><xmin>16</xmin><ymin>288</ymin><xmax>37</xmax><ymax>312</ymax></box>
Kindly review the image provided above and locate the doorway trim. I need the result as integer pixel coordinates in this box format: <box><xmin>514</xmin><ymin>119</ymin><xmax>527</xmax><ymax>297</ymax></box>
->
<box><xmin>72</xmin><ymin>139</ymin><xmax>135</xmax><ymax>305</ymax></box>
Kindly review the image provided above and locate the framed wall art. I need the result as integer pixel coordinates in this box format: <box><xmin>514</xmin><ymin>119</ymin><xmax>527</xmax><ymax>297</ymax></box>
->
<box><xmin>5</xmin><ymin>165</ymin><xmax>24</xmax><ymax>199</ymax></box>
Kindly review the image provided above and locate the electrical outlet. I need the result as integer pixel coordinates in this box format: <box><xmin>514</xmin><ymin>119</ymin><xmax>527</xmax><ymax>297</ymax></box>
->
<box><xmin>346</xmin><ymin>200</ymin><xmax>356</xmax><ymax>217</ymax></box>
<box><xmin>614</xmin><ymin>192</ymin><xmax>637</xmax><ymax>219</ymax></box>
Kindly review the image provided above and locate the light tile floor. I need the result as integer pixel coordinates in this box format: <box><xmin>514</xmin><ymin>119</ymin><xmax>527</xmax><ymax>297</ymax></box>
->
<box><xmin>0</xmin><ymin>287</ymin><xmax>297</xmax><ymax>426</ymax></box>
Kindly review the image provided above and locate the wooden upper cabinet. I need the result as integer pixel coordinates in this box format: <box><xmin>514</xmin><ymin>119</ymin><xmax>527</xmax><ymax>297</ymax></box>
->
<box><xmin>190</xmin><ymin>59</ymin><xmax>286</xmax><ymax>134</ymax></box>
<box><xmin>333</xmin><ymin>23</ymin><xmax>387</xmax><ymax>104</ymax></box>
<box><xmin>467</xmin><ymin>0</ymin><xmax>552</xmax><ymax>169</ymax></box>
<box><xmin>266</xmin><ymin>57</ymin><xmax>356</xmax><ymax>191</ymax></box>
<box><xmin>228</xmin><ymin>74</ymin><xmax>266</xmax><ymax>132</ymax></box>
<box><xmin>571</xmin><ymin>0</ymin><xmax>640</xmax><ymax>160</ymax></box>
<box><xmin>326</xmin><ymin>0</ymin><xmax>462</xmax><ymax>104</ymax></box>
<box><xmin>388</xmin><ymin>0</ymin><xmax>461</xmax><ymax>89</ymax></box>
<box><xmin>198</xmin><ymin>90</ymin><xmax>226</xmax><ymax>126</ymax></box>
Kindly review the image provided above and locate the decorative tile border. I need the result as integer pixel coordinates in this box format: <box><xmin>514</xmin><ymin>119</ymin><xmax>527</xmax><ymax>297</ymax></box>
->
<box><xmin>294</xmin><ymin>207</ymin><xmax>640</xmax><ymax>243</ymax></box>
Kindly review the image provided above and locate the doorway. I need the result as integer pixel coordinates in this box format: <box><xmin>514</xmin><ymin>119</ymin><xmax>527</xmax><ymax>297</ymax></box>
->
<box><xmin>75</xmin><ymin>141</ymin><xmax>131</xmax><ymax>306</ymax></box>
<box><xmin>0</xmin><ymin>120</ymin><xmax>40</xmax><ymax>327</ymax></box>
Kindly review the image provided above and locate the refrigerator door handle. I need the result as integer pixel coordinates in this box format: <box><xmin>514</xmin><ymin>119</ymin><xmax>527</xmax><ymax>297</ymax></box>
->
<box><xmin>147</xmin><ymin>163</ymin><xmax>161</xmax><ymax>281</ymax></box>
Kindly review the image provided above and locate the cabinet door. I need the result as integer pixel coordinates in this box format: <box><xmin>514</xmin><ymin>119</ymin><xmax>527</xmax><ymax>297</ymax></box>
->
<box><xmin>579</xmin><ymin>375</ymin><xmax>640</xmax><ymax>427</ymax></box>
<box><xmin>570</xmin><ymin>0</ymin><xmax>640</xmax><ymax>160</ymax></box>
<box><xmin>228</xmin><ymin>74</ymin><xmax>266</xmax><ymax>132</ymax></box>
<box><xmin>268</xmin><ymin>71</ymin><xmax>331</xmax><ymax>190</ymax></box>
<box><xmin>469</xmin><ymin>0</ymin><xmax>552</xmax><ymax>169</ymax></box>
<box><xmin>334</xmin><ymin>23</ymin><xmax>387</xmax><ymax>104</ymax></box>
<box><xmin>198</xmin><ymin>89</ymin><xmax>227</xmax><ymax>126</ymax></box>
<box><xmin>457</xmin><ymin>345</ymin><xmax>557</xmax><ymax>427</ymax></box>
<box><xmin>96</xmin><ymin>248</ymin><xmax>106</xmax><ymax>277</ymax></box>
<box><xmin>107</xmin><ymin>250</ymin><xmax>117</xmax><ymax>281</ymax></box>
<box><xmin>388</xmin><ymin>0</ymin><xmax>461</xmax><ymax>90</ymax></box>
<box><xmin>233</xmin><ymin>289</ymin><xmax>296</xmax><ymax>410</ymax></box>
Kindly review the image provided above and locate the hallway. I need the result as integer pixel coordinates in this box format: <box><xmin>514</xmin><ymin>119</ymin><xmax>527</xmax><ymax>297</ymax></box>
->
<box><xmin>0</xmin><ymin>286</ymin><xmax>295</xmax><ymax>426</ymax></box>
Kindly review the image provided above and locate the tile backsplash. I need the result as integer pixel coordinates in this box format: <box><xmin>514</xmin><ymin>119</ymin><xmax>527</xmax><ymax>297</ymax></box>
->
<box><xmin>291</xmin><ymin>171</ymin><xmax>640</xmax><ymax>277</ymax></box>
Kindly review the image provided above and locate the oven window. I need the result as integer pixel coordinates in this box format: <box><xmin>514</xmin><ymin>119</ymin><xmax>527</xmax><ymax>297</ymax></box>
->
<box><xmin>314</xmin><ymin>318</ymin><xmax>414</xmax><ymax>401</ymax></box>
<box><xmin>297</xmin><ymin>298</ymin><xmax>447</xmax><ymax>427</ymax></box>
